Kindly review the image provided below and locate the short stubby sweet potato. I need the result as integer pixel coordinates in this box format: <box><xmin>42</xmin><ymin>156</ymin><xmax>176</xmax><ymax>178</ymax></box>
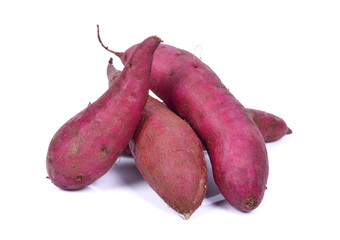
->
<box><xmin>111</xmin><ymin>43</ymin><xmax>269</xmax><ymax>212</ymax></box>
<box><xmin>246</xmin><ymin>108</ymin><xmax>292</xmax><ymax>142</ymax></box>
<box><xmin>46</xmin><ymin>35</ymin><xmax>161</xmax><ymax>190</ymax></box>
<box><xmin>107</xmin><ymin>60</ymin><xmax>207</xmax><ymax>219</ymax></box>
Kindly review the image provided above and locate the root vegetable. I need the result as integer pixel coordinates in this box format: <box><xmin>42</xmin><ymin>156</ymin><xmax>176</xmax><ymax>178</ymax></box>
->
<box><xmin>107</xmin><ymin>59</ymin><xmax>207</xmax><ymax>219</ymax></box>
<box><xmin>107</xmin><ymin>43</ymin><xmax>269</xmax><ymax>212</ymax></box>
<box><xmin>118</xmin><ymin>104</ymin><xmax>292</xmax><ymax>156</ymax></box>
<box><xmin>46</xmin><ymin>35</ymin><xmax>161</xmax><ymax>190</ymax></box>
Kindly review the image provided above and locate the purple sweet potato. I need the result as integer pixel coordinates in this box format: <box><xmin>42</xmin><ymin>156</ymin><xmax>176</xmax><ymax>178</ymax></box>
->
<box><xmin>247</xmin><ymin>108</ymin><xmax>292</xmax><ymax>142</ymax></box>
<box><xmin>46</xmin><ymin>35</ymin><xmax>161</xmax><ymax>190</ymax></box>
<box><xmin>119</xmin><ymin>105</ymin><xmax>292</xmax><ymax>156</ymax></box>
<box><xmin>107</xmin><ymin>59</ymin><xmax>207</xmax><ymax>219</ymax></box>
<box><xmin>110</xmin><ymin>43</ymin><xmax>269</xmax><ymax>212</ymax></box>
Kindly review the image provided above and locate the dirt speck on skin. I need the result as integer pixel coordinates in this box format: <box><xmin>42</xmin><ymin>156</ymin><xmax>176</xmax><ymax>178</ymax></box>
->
<box><xmin>244</xmin><ymin>197</ymin><xmax>258</xmax><ymax>211</ymax></box>
<box><xmin>47</xmin><ymin>155</ymin><xmax>53</xmax><ymax>163</ymax></box>
<box><xmin>48</xmin><ymin>167</ymin><xmax>55</xmax><ymax>179</ymax></box>
<box><xmin>75</xmin><ymin>176</ymin><xmax>83</xmax><ymax>181</ymax></box>
<box><xmin>70</xmin><ymin>142</ymin><xmax>80</xmax><ymax>154</ymax></box>
<box><xmin>70</xmin><ymin>129</ymin><xmax>78</xmax><ymax>137</ymax></box>
<box><xmin>100</xmin><ymin>145</ymin><xmax>110</xmax><ymax>158</ymax></box>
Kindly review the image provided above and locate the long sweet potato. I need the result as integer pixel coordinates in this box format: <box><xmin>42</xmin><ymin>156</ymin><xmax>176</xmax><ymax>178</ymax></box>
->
<box><xmin>107</xmin><ymin>59</ymin><xmax>292</xmax><ymax>156</ymax></box>
<box><xmin>109</xmin><ymin>43</ymin><xmax>269</xmax><ymax>212</ymax></box>
<box><xmin>107</xmin><ymin>59</ymin><xmax>207</xmax><ymax>219</ymax></box>
<box><xmin>46</xmin><ymin>35</ymin><xmax>161</xmax><ymax>190</ymax></box>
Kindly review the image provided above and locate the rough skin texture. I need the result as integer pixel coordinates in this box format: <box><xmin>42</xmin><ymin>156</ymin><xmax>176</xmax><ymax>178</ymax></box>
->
<box><xmin>131</xmin><ymin>96</ymin><xmax>207</xmax><ymax>219</ymax></box>
<box><xmin>115</xmin><ymin>43</ymin><xmax>269</xmax><ymax>212</ymax></box>
<box><xmin>107</xmin><ymin>61</ymin><xmax>207</xmax><ymax>219</ymax></box>
<box><xmin>246</xmin><ymin>108</ymin><xmax>292</xmax><ymax>142</ymax></box>
<box><xmin>46</xmin><ymin>36</ymin><xmax>161</xmax><ymax>190</ymax></box>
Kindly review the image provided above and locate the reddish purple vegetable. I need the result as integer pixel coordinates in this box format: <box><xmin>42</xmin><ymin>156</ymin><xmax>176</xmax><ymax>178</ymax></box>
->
<box><xmin>46</xmin><ymin>35</ymin><xmax>161</xmax><ymax>190</ymax></box>
<box><xmin>107</xmin><ymin>60</ymin><xmax>207</xmax><ymax>219</ymax></box>
<box><xmin>108</xmin><ymin>43</ymin><xmax>269</xmax><ymax>212</ymax></box>
<box><xmin>119</xmin><ymin>106</ymin><xmax>292</xmax><ymax>156</ymax></box>
<box><xmin>121</xmin><ymin>107</ymin><xmax>293</xmax><ymax>155</ymax></box>
<box><xmin>247</xmin><ymin>108</ymin><xmax>292</xmax><ymax>142</ymax></box>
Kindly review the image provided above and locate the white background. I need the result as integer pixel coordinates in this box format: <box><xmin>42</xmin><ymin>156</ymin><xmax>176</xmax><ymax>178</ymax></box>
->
<box><xmin>1</xmin><ymin>0</ymin><xmax>339</xmax><ymax>239</ymax></box>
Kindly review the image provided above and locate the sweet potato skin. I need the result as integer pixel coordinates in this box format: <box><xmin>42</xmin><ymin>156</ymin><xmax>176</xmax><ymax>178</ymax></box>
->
<box><xmin>131</xmin><ymin>96</ymin><xmax>207</xmax><ymax>219</ymax></box>
<box><xmin>107</xmin><ymin>62</ymin><xmax>207</xmax><ymax>219</ymax></box>
<box><xmin>120</xmin><ymin>107</ymin><xmax>292</xmax><ymax>156</ymax></box>
<box><xmin>117</xmin><ymin>44</ymin><xmax>269</xmax><ymax>212</ymax></box>
<box><xmin>247</xmin><ymin>108</ymin><xmax>292</xmax><ymax>142</ymax></box>
<box><xmin>46</xmin><ymin>36</ymin><xmax>161</xmax><ymax>190</ymax></box>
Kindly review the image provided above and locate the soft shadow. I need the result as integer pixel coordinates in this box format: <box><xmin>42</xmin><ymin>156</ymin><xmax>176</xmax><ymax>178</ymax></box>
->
<box><xmin>204</xmin><ymin>152</ymin><xmax>222</xmax><ymax>198</ymax></box>
<box><xmin>203</xmin><ymin>152</ymin><xmax>230</xmax><ymax>208</ymax></box>
<box><xmin>105</xmin><ymin>156</ymin><xmax>175</xmax><ymax>215</ymax></box>
<box><xmin>111</xmin><ymin>157</ymin><xmax>144</xmax><ymax>185</ymax></box>
<box><xmin>90</xmin><ymin>156</ymin><xmax>145</xmax><ymax>190</ymax></box>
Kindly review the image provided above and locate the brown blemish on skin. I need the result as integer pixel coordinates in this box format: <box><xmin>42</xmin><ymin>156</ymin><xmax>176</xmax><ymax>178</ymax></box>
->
<box><xmin>69</xmin><ymin>129</ymin><xmax>78</xmax><ymax>137</ymax></box>
<box><xmin>100</xmin><ymin>145</ymin><xmax>108</xmax><ymax>151</ymax></box>
<box><xmin>97</xmin><ymin>102</ymin><xmax>104</xmax><ymax>108</ymax></box>
<box><xmin>51</xmin><ymin>135</ymin><xmax>62</xmax><ymax>144</ymax></box>
<box><xmin>48</xmin><ymin>167</ymin><xmax>55</xmax><ymax>179</ymax></box>
<box><xmin>75</xmin><ymin>176</ymin><xmax>83</xmax><ymax>181</ymax></box>
<box><xmin>47</xmin><ymin>154</ymin><xmax>53</xmax><ymax>163</ymax></box>
<box><xmin>244</xmin><ymin>197</ymin><xmax>258</xmax><ymax>211</ymax></box>
<box><xmin>70</xmin><ymin>142</ymin><xmax>80</xmax><ymax>154</ymax></box>
<box><xmin>272</xmin><ymin>118</ymin><xmax>277</xmax><ymax>127</ymax></box>
<box><xmin>100</xmin><ymin>145</ymin><xmax>110</xmax><ymax>158</ymax></box>
<box><xmin>193</xmin><ymin>64</ymin><xmax>198</xmax><ymax>68</ymax></box>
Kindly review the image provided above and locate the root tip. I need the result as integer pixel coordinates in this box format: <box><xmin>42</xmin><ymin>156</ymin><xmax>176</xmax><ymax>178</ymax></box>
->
<box><xmin>152</xmin><ymin>35</ymin><xmax>163</xmax><ymax>43</ymax></box>
<box><xmin>244</xmin><ymin>197</ymin><xmax>258</xmax><ymax>211</ymax></box>
<box><xmin>97</xmin><ymin>25</ymin><xmax>123</xmax><ymax>58</ymax></box>
<box><xmin>183</xmin><ymin>211</ymin><xmax>192</xmax><ymax>220</ymax></box>
<box><xmin>287</xmin><ymin>128</ymin><xmax>293</xmax><ymax>134</ymax></box>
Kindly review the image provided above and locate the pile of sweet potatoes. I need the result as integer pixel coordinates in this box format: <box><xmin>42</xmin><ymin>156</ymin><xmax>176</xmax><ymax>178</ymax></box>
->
<box><xmin>46</xmin><ymin>27</ymin><xmax>292</xmax><ymax>219</ymax></box>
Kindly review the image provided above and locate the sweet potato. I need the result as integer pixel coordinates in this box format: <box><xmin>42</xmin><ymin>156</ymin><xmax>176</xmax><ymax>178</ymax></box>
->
<box><xmin>109</xmin><ymin>43</ymin><xmax>269</xmax><ymax>212</ymax></box>
<box><xmin>120</xmin><ymin>107</ymin><xmax>292</xmax><ymax>156</ymax></box>
<box><xmin>247</xmin><ymin>108</ymin><xmax>292</xmax><ymax>142</ymax></box>
<box><xmin>46</xmin><ymin>35</ymin><xmax>161</xmax><ymax>190</ymax></box>
<box><xmin>107</xmin><ymin>59</ymin><xmax>207</xmax><ymax>219</ymax></box>
<box><xmin>118</xmin><ymin>105</ymin><xmax>292</xmax><ymax>156</ymax></box>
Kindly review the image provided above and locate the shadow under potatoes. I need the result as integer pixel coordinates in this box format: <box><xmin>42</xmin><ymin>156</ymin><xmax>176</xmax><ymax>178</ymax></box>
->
<box><xmin>90</xmin><ymin>155</ymin><xmax>145</xmax><ymax>190</ymax></box>
<box><xmin>203</xmin><ymin>152</ymin><xmax>229</xmax><ymax>207</ymax></box>
<box><xmin>106</xmin><ymin>155</ymin><xmax>176</xmax><ymax>215</ymax></box>
<box><xmin>111</xmin><ymin>156</ymin><xmax>145</xmax><ymax>186</ymax></box>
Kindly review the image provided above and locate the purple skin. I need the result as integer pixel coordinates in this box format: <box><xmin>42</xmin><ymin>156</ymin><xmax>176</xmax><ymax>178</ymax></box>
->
<box><xmin>46</xmin><ymin>36</ymin><xmax>161</xmax><ymax>190</ymax></box>
<box><xmin>113</xmin><ymin>44</ymin><xmax>269</xmax><ymax>212</ymax></box>
<box><xmin>130</xmin><ymin>96</ymin><xmax>207</xmax><ymax>220</ymax></box>
<box><xmin>119</xmin><ymin>106</ymin><xmax>292</xmax><ymax>156</ymax></box>
<box><xmin>107</xmin><ymin>61</ymin><xmax>207</xmax><ymax>219</ymax></box>
<box><xmin>247</xmin><ymin>108</ymin><xmax>292</xmax><ymax>142</ymax></box>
